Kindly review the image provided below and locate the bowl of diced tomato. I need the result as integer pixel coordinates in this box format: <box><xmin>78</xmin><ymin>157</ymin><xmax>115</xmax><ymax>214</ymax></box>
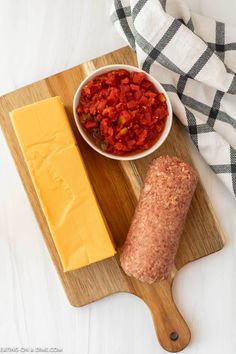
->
<box><xmin>73</xmin><ymin>65</ymin><xmax>172</xmax><ymax>160</ymax></box>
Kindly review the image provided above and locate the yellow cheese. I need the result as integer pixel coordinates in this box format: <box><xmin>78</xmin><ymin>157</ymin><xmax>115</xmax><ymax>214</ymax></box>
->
<box><xmin>10</xmin><ymin>96</ymin><xmax>116</xmax><ymax>271</ymax></box>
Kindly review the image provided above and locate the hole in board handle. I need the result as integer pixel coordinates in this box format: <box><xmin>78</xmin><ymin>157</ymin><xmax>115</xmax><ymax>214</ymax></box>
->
<box><xmin>169</xmin><ymin>331</ymin><xmax>179</xmax><ymax>341</ymax></box>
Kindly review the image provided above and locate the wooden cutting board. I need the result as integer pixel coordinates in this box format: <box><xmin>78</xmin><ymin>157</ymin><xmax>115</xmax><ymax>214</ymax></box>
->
<box><xmin>0</xmin><ymin>46</ymin><xmax>224</xmax><ymax>353</ymax></box>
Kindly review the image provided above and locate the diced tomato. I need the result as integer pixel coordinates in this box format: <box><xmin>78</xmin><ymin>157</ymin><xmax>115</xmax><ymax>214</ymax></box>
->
<box><xmin>120</xmin><ymin>84</ymin><xmax>130</xmax><ymax>94</ymax></box>
<box><xmin>107</xmin><ymin>95</ymin><xmax>117</xmax><ymax>105</ymax></box>
<box><xmin>77</xmin><ymin>69</ymin><xmax>168</xmax><ymax>155</ymax></box>
<box><xmin>130</xmin><ymin>84</ymin><xmax>140</xmax><ymax>91</ymax></box>
<box><xmin>127</xmin><ymin>139</ymin><xmax>136</xmax><ymax>148</ymax></box>
<box><xmin>154</xmin><ymin>107</ymin><xmax>168</xmax><ymax>120</ymax></box>
<box><xmin>139</xmin><ymin>95</ymin><xmax>148</xmax><ymax>105</ymax></box>
<box><xmin>106</xmin><ymin>135</ymin><xmax>115</xmax><ymax>145</ymax></box>
<box><xmin>83</xmin><ymin>84</ymin><xmax>91</xmax><ymax>96</ymax></box>
<box><xmin>140</xmin><ymin>112</ymin><xmax>152</xmax><ymax>125</ymax></box>
<box><xmin>132</xmin><ymin>72</ymin><xmax>145</xmax><ymax>85</ymax></box>
<box><xmin>141</xmin><ymin>80</ymin><xmax>154</xmax><ymax>90</ymax></box>
<box><xmin>121</xmin><ymin>77</ymin><xmax>129</xmax><ymax>84</ymax></box>
<box><xmin>134</xmin><ymin>90</ymin><xmax>142</xmax><ymax>100</ymax></box>
<box><xmin>102</xmin><ymin>107</ymin><xmax>117</xmax><ymax>120</ymax></box>
<box><xmin>96</xmin><ymin>114</ymin><xmax>103</xmax><ymax>121</ymax></box>
<box><xmin>105</xmin><ymin>74</ymin><xmax>116</xmax><ymax>86</ymax></box>
<box><xmin>85</xmin><ymin>120</ymin><xmax>98</xmax><ymax>130</ymax></box>
<box><xmin>89</xmin><ymin>104</ymin><xmax>98</xmax><ymax>116</ymax></box>
<box><xmin>136</xmin><ymin>129</ymin><xmax>148</xmax><ymax>145</ymax></box>
<box><xmin>116</xmin><ymin>102</ymin><xmax>125</xmax><ymax>111</ymax></box>
<box><xmin>145</xmin><ymin>91</ymin><xmax>156</xmax><ymax>98</ymax></box>
<box><xmin>117</xmin><ymin>69</ymin><xmax>129</xmax><ymax>78</ymax></box>
<box><xmin>101</xmin><ymin>119</ymin><xmax>113</xmax><ymax>136</ymax></box>
<box><xmin>156</xmin><ymin>120</ymin><xmax>165</xmax><ymax>132</ymax></box>
<box><xmin>114</xmin><ymin>142</ymin><xmax>129</xmax><ymax>152</ymax></box>
<box><xmin>97</xmin><ymin>99</ymin><xmax>107</xmax><ymax>113</ymax></box>
<box><xmin>127</xmin><ymin>100</ymin><xmax>137</xmax><ymax>110</ymax></box>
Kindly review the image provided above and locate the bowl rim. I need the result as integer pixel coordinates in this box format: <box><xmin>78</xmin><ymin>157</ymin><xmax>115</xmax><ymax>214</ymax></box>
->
<box><xmin>73</xmin><ymin>64</ymin><xmax>173</xmax><ymax>161</ymax></box>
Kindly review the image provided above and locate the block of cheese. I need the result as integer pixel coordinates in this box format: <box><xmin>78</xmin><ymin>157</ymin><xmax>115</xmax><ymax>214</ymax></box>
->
<box><xmin>10</xmin><ymin>96</ymin><xmax>116</xmax><ymax>271</ymax></box>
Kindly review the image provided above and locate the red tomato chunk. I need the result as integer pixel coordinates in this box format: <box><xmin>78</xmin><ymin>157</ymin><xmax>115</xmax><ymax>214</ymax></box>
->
<box><xmin>77</xmin><ymin>69</ymin><xmax>168</xmax><ymax>155</ymax></box>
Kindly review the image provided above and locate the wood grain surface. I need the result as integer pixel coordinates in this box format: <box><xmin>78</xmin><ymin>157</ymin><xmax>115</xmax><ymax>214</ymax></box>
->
<box><xmin>0</xmin><ymin>46</ymin><xmax>225</xmax><ymax>353</ymax></box>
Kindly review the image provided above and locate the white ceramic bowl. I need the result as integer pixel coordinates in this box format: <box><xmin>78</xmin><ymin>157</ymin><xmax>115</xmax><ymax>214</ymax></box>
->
<box><xmin>73</xmin><ymin>64</ymin><xmax>172</xmax><ymax>161</ymax></box>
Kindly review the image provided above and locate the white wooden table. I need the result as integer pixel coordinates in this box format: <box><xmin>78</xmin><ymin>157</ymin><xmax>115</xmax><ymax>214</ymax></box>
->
<box><xmin>0</xmin><ymin>1</ymin><xmax>236</xmax><ymax>353</ymax></box>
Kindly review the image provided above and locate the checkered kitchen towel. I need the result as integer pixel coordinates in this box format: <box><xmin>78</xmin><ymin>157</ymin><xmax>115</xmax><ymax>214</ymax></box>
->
<box><xmin>111</xmin><ymin>0</ymin><xmax>236</xmax><ymax>198</ymax></box>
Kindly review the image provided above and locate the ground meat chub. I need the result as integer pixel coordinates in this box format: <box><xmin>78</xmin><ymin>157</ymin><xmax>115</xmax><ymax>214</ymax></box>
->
<box><xmin>120</xmin><ymin>156</ymin><xmax>198</xmax><ymax>283</ymax></box>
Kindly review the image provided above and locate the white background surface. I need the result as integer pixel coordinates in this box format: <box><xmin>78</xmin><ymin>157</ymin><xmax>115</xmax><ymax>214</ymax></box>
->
<box><xmin>0</xmin><ymin>1</ymin><xmax>236</xmax><ymax>353</ymax></box>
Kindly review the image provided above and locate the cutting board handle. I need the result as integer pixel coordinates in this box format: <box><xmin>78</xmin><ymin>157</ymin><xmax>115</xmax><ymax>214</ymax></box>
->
<box><xmin>134</xmin><ymin>276</ymin><xmax>191</xmax><ymax>352</ymax></box>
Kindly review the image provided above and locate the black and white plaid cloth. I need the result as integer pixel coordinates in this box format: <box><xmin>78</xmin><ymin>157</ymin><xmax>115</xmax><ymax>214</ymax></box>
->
<box><xmin>111</xmin><ymin>0</ymin><xmax>236</xmax><ymax>198</ymax></box>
